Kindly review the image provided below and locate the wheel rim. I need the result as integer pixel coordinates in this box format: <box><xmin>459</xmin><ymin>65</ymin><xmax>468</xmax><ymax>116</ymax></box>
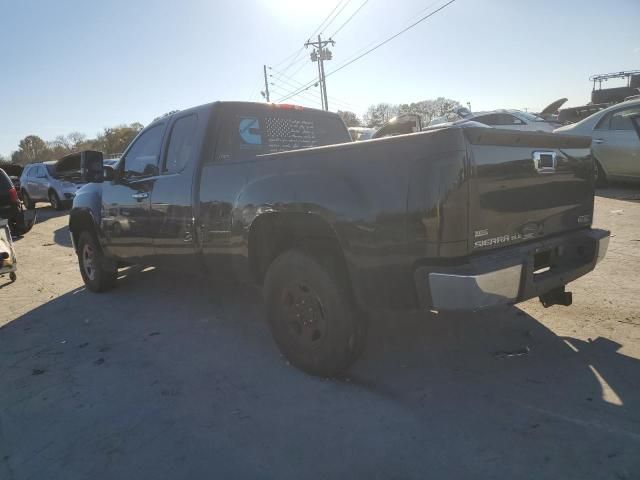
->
<box><xmin>82</xmin><ymin>243</ymin><xmax>96</xmax><ymax>281</ymax></box>
<box><xmin>279</xmin><ymin>282</ymin><xmax>327</xmax><ymax>348</ymax></box>
<box><xmin>50</xmin><ymin>193</ymin><xmax>58</xmax><ymax>209</ymax></box>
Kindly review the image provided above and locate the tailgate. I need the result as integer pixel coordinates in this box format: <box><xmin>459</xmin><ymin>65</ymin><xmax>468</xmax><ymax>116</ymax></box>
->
<box><xmin>464</xmin><ymin>127</ymin><xmax>594</xmax><ymax>254</ymax></box>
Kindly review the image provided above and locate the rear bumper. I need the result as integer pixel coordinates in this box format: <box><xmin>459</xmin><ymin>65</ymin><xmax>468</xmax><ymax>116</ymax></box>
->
<box><xmin>414</xmin><ymin>228</ymin><xmax>609</xmax><ymax>311</ymax></box>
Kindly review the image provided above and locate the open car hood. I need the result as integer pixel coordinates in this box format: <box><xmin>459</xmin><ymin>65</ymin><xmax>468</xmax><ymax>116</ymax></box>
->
<box><xmin>540</xmin><ymin>98</ymin><xmax>568</xmax><ymax>115</ymax></box>
<box><xmin>372</xmin><ymin>114</ymin><xmax>423</xmax><ymax>139</ymax></box>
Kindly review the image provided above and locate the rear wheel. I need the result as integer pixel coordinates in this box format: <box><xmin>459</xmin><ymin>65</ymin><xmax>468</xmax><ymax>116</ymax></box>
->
<box><xmin>77</xmin><ymin>231</ymin><xmax>117</xmax><ymax>292</ymax></box>
<box><xmin>594</xmin><ymin>158</ymin><xmax>608</xmax><ymax>188</ymax></box>
<box><xmin>263</xmin><ymin>250</ymin><xmax>367</xmax><ymax>377</ymax></box>
<box><xmin>49</xmin><ymin>190</ymin><xmax>64</xmax><ymax>211</ymax></box>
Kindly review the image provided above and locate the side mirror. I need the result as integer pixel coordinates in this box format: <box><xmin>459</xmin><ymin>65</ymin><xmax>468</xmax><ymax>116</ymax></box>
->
<box><xmin>103</xmin><ymin>165</ymin><xmax>116</xmax><ymax>181</ymax></box>
<box><xmin>142</xmin><ymin>163</ymin><xmax>159</xmax><ymax>177</ymax></box>
<box><xmin>81</xmin><ymin>151</ymin><xmax>104</xmax><ymax>183</ymax></box>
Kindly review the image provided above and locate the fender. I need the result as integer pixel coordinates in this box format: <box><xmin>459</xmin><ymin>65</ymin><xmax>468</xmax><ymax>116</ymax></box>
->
<box><xmin>68</xmin><ymin>183</ymin><xmax>104</xmax><ymax>251</ymax></box>
<box><xmin>236</xmin><ymin>170</ymin><xmax>374</xmax><ymax>255</ymax></box>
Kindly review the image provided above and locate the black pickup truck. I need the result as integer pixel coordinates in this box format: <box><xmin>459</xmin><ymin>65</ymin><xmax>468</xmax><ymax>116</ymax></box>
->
<box><xmin>69</xmin><ymin>101</ymin><xmax>609</xmax><ymax>376</ymax></box>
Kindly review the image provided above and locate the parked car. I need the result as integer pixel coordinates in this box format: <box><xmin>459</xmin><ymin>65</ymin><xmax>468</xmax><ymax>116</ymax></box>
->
<box><xmin>348</xmin><ymin>127</ymin><xmax>376</xmax><ymax>141</ymax></box>
<box><xmin>427</xmin><ymin>109</ymin><xmax>560</xmax><ymax>132</ymax></box>
<box><xmin>0</xmin><ymin>164</ymin><xmax>23</xmax><ymax>194</ymax></box>
<box><xmin>0</xmin><ymin>168</ymin><xmax>36</xmax><ymax>235</ymax></box>
<box><xmin>0</xmin><ymin>168</ymin><xmax>20</xmax><ymax>225</ymax></box>
<box><xmin>554</xmin><ymin>98</ymin><xmax>640</xmax><ymax>186</ymax></box>
<box><xmin>69</xmin><ymin>101</ymin><xmax>609</xmax><ymax>377</ymax></box>
<box><xmin>20</xmin><ymin>159</ymin><xmax>86</xmax><ymax>210</ymax></box>
<box><xmin>371</xmin><ymin>114</ymin><xmax>422</xmax><ymax>139</ymax></box>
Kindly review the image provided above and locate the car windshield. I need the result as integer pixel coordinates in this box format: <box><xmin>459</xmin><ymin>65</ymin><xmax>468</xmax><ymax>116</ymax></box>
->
<box><xmin>517</xmin><ymin>111</ymin><xmax>546</xmax><ymax>122</ymax></box>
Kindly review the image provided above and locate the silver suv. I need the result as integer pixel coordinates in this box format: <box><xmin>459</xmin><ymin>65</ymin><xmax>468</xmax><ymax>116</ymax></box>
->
<box><xmin>20</xmin><ymin>162</ymin><xmax>85</xmax><ymax>210</ymax></box>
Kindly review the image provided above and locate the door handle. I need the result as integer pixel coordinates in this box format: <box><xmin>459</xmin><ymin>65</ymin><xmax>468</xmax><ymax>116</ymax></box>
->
<box><xmin>131</xmin><ymin>192</ymin><xmax>149</xmax><ymax>200</ymax></box>
<box><xmin>593</xmin><ymin>139</ymin><xmax>605</xmax><ymax>144</ymax></box>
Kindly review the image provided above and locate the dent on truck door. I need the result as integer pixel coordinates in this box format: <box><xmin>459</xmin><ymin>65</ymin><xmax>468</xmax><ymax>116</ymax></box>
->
<box><xmin>101</xmin><ymin>123</ymin><xmax>165</xmax><ymax>261</ymax></box>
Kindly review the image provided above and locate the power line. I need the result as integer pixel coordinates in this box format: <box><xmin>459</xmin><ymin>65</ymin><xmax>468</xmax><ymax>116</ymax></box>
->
<box><xmin>277</xmin><ymin>0</ymin><xmax>456</xmax><ymax>103</ymax></box>
<box><xmin>326</xmin><ymin>0</ymin><xmax>456</xmax><ymax>78</ymax></box>
<box><xmin>270</xmin><ymin>0</ymin><xmax>346</xmax><ymax>78</ymax></box>
<box><xmin>320</xmin><ymin>0</ymin><xmax>352</xmax><ymax>35</ymax></box>
<box><xmin>309</xmin><ymin>0</ymin><xmax>347</xmax><ymax>39</ymax></box>
<box><xmin>271</xmin><ymin>67</ymin><xmax>364</xmax><ymax>110</ymax></box>
<box><xmin>329</xmin><ymin>0</ymin><xmax>370</xmax><ymax>37</ymax></box>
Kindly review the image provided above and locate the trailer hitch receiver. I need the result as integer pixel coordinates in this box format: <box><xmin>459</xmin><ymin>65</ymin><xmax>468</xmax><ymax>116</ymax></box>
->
<box><xmin>539</xmin><ymin>286</ymin><xmax>573</xmax><ymax>308</ymax></box>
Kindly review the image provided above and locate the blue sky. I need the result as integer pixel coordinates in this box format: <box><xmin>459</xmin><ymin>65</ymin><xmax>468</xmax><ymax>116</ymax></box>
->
<box><xmin>1</xmin><ymin>0</ymin><xmax>638</xmax><ymax>156</ymax></box>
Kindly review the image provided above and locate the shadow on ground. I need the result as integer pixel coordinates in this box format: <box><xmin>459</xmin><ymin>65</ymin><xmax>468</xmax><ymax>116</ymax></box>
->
<box><xmin>1</xmin><ymin>267</ymin><xmax>639</xmax><ymax>479</ymax></box>
<box><xmin>596</xmin><ymin>183</ymin><xmax>640</xmax><ymax>202</ymax></box>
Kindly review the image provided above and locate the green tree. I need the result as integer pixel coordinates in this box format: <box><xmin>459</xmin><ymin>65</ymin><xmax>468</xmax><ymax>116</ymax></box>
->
<box><xmin>363</xmin><ymin>103</ymin><xmax>399</xmax><ymax>128</ymax></box>
<box><xmin>94</xmin><ymin>123</ymin><xmax>143</xmax><ymax>155</ymax></box>
<box><xmin>337</xmin><ymin>110</ymin><xmax>362</xmax><ymax>127</ymax></box>
<box><xmin>12</xmin><ymin>135</ymin><xmax>51</xmax><ymax>165</ymax></box>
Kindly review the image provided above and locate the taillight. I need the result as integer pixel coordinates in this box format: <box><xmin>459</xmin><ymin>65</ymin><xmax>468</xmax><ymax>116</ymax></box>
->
<box><xmin>272</xmin><ymin>103</ymin><xmax>304</xmax><ymax>110</ymax></box>
<box><xmin>8</xmin><ymin>187</ymin><xmax>18</xmax><ymax>204</ymax></box>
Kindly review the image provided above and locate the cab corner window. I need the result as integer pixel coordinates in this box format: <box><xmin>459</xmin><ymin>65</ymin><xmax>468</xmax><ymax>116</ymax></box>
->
<box><xmin>122</xmin><ymin>124</ymin><xmax>164</xmax><ymax>178</ymax></box>
<box><xmin>164</xmin><ymin>114</ymin><xmax>198</xmax><ymax>174</ymax></box>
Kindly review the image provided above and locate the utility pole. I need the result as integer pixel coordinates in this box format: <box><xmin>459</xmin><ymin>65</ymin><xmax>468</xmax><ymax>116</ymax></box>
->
<box><xmin>305</xmin><ymin>35</ymin><xmax>334</xmax><ymax>111</ymax></box>
<box><xmin>262</xmin><ymin>64</ymin><xmax>270</xmax><ymax>102</ymax></box>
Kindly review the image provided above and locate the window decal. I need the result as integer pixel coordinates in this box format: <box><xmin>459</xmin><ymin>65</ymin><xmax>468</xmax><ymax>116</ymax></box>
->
<box><xmin>239</xmin><ymin>117</ymin><xmax>262</xmax><ymax>145</ymax></box>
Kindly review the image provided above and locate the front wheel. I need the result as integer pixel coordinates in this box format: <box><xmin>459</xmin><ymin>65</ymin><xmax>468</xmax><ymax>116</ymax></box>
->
<box><xmin>49</xmin><ymin>190</ymin><xmax>64</xmax><ymax>211</ymax></box>
<box><xmin>77</xmin><ymin>231</ymin><xmax>117</xmax><ymax>292</ymax></box>
<box><xmin>263</xmin><ymin>250</ymin><xmax>367</xmax><ymax>377</ymax></box>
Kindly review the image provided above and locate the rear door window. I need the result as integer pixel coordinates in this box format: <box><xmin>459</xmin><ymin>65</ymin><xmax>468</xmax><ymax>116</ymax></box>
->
<box><xmin>609</xmin><ymin>107</ymin><xmax>640</xmax><ymax>130</ymax></box>
<box><xmin>0</xmin><ymin>169</ymin><xmax>12</xmax><ymax>189</ymax></box>
<box><xmin>163</xmin><ymin>114</ymin><xmax>198</xmax><ymax>174</ymax></box>
<box><xmin>213</xmin><ymin>106</ymin><xmax>350</xmax><ymax>162</ymax></box>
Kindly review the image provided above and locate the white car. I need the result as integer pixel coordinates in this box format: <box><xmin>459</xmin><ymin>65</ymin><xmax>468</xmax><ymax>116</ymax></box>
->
<box><xmin>20</xmin><ymin>161</ymin><xmax>85</xmax><ymax>210</ymax></box>
<box><xmin>554</xmin><ymin>98</ymin><xmax>640</xmax><ymax>186</ymax></box>
<box><xmin>427</xmin><ymin>109</ymin><xmax>560</xmax><ymax>132</ymax></box>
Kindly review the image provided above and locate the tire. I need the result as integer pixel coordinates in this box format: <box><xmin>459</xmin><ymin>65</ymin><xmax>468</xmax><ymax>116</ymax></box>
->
<box><xmin>594</xmin><ymin>158</ymin><xmax>608</xmax><ymax>188</ymax></box>
<box><xmin>22</xmin><ymin>191</ymin><xmax>33</xmax><ymax>209</ymax></box>
<box><xmin>49</xmin><ymin>190</ymin><xmax>64</xmax><ymax>211</ymax></box>
<box><xmin>9</xmin><ymin>272</ymin><xmax>16</xmax><ymax>282</ymax></box>
<box><xmin>77</xmin><ymin>231</ymin><xmax>117</xmax><ymax>292</ymax></box>
<box><xmin>263</xmin><ymin>250</ymin><xmax>367</xmax><ymax>377</ymax></box>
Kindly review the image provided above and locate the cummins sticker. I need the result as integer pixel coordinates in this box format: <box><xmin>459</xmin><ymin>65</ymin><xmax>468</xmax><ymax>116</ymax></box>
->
<box><xmin>239</xmin><ymin>117</ymin><xmax>262</xmax><ymax>145</ymax></box>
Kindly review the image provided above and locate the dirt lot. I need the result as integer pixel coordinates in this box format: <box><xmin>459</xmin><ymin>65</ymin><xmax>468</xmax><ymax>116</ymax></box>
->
<box><xmin>1</xmin><ymin>186</ymin><xmax>640</xmax><ymax>479</ymax></box>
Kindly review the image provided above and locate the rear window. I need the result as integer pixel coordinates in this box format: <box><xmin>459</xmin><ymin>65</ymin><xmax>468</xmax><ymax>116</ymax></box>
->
<box><xmin>0</xmin><ymin>169</ymin><xmax>13</xmax><ymax>189</ymax></box>
<box><xmin>213</xmin><ymin>106</ymin><xmax>349</xmax><ymax>163</ymax></box>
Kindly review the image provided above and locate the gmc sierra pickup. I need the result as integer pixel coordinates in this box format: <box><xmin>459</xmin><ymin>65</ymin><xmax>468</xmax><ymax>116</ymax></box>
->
<box><xmin>69</xmin><ymin>101</ymin><xmax>609</xmax><ymax>376</ymax></box>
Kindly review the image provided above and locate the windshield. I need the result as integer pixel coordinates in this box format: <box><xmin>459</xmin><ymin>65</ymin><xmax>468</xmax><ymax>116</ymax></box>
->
<box><xmin>517</xmin><ymin>111</ymin><xmax>546</xmax><ymax>122</ymax></box>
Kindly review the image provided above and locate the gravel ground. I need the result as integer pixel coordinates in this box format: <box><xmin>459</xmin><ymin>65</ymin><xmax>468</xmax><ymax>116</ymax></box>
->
<box><xmin>1</xmin><ymin>186</ymin><xmax>639</xmax><ymax>480</ymax></box>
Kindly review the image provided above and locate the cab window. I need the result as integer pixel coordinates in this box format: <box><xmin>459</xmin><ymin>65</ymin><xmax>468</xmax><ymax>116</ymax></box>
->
<box><xmin>164</xmin><ymin>114</ymin><xmax>198</xmax><ymax>174</ymax></box>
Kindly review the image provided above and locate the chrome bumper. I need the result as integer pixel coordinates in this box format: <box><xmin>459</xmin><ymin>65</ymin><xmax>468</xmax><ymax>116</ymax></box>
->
<box><xmin>428</xmin><ymin>265</ymin><xmax>523</xmax><ymax>310</ymax></box>
<box><xmin>415</xmin><ymin>228</ymin><xmax>610</xmax><ymax>311</ymax></box>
